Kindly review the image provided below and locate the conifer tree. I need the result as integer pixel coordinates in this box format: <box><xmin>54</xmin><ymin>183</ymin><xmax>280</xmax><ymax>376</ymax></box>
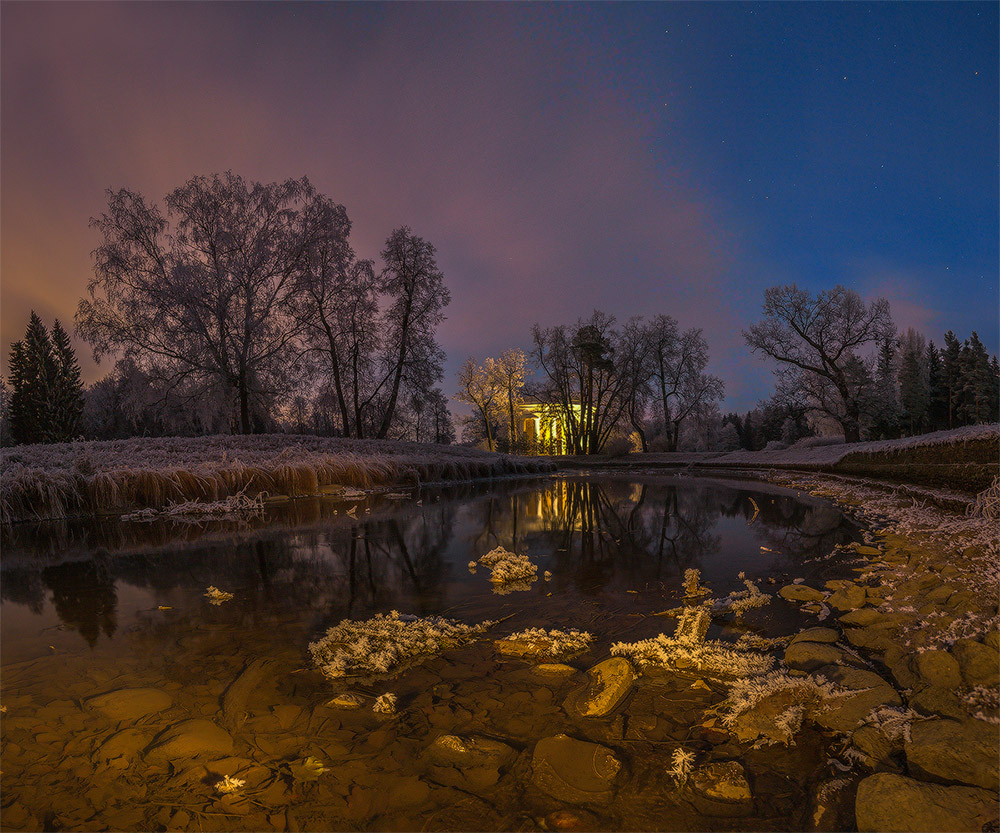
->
<box><xmin>925</xmin><ymin>341</ymin><xmax>947</xmax><ymax>431</ymax></box>
<box><xmin>869</xmin><ymin>336</ymin><xmax>901</xmax><ymax>439</ymax></box>
<box><xmin>940</xmin><ymin>331</ymin><xmax>962</xmax><ymax>428</ymax></box>
<box><xmin>957</xmin><ymin>332</ymin><xmax>995</xmax><ymax>425</ymax></box>
<box><xmin>50</xmin><ymin>319</ymin><xmax>85</xmax><ymax>441</ymax></box>
<box><xmin>7</xmin><ymin>312</ymin><xmax>58</xmax><ymax>444</ymax></box>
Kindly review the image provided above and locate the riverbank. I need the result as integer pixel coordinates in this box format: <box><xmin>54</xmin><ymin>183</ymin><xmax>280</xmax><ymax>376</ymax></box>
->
<box><xmin>759</xmin><ymin>471</ymin><xmax>999</xmax><ymax>831</ymax></box>
<box><xmin>563</xmin><ymin>424</ymin><xmax>999</xmax><ymax>495</ymax></box>
<box><xmin>0</xmin><ymin>436</ymin><xmax>556</xmax><ymax>524</ymax></box>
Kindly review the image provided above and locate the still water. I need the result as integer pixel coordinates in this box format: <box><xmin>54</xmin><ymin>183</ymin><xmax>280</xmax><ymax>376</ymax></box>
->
<box><xmin>1</xmin><ymin>474</ymin><xmax>860</xmax><ymax>832</ymax></box>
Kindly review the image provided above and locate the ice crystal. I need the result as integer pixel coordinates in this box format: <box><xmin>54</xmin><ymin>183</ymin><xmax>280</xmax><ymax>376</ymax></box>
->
<box><xmin>667</xmin><ymin>748</ymin><xmax>696</xmax><ymax>784</ymax></box>
<box><xmin>309</xmin><ymin>611</ymin><xmax>493</xmax><ymax>681</ymax></box>
<box><xmin>713</xmin><ymin>576</ymin><xmax>772</xmax><ymax>619</ymax></box>
<box><xmin>215</xmin><ymin>775</ymin><xmax>246</xmax><ymax>794</ymax></box>
<box><xmin>205</xmin><ymin>586</ymin><xmax>234</xmax><ymax>605</ymax></box>
<box><xmin>864</xmin><ymin>706</ymin><xmax>920</xmax><ymax>744</ymax></box>
<box><xmin>373</xmin><ymin>692</ymin><xmax>397</xmax><ymax>715</ymax></box>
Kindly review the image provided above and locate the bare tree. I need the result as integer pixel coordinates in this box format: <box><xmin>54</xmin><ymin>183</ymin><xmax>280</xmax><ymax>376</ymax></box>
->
<box><xmin>532</xmin><ymin>311</ymin><xmax>632</xmax><ymax>454</ymax></box>
<box><xmin>492</xmin><ymin>348</ymin><xmax>529</xmax><ymax>452</ymax></box>
<box><xmin>77</xmin><ymin>173</ymin><xmax>323</xmax><ymax>433</ymax></box>
<box><xmin>646</xmin><ymin>315</ymin><xmax>724</xmax><ymax>451</ymax></box>
<box><xmin>744</xmin><ymin>285</ymin><xmax>893</xmax><ymax>442</ymax></box>
<box><xmin>455</xmin><ymin>357</ymin><xmax>501</xmax><ymax>451</ymax></box>
<box><xmin>375</xmin><ymin>228</ymin><xmax>450</xmax><ymax>439</ymax></box>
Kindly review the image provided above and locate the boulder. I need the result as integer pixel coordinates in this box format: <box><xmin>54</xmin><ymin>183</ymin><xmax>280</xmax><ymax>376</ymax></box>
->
<box><xmin>531</xmin><ymin>734</ymin><xmax>621</xmax><ymax>804</ymax></box>
<box><xmin>687</xmin><ymin>761</ymin><xmax>752</xmax><ymax>817</ymax></box>
<box><xmin>950</xmin><ymin>638</ymin><xmax>999</xmax><ymax>688</ymax></box>
<box><xmin>564</xmin><ymin>658</ymin><xmax>634</xmax><ymax>718</ymax></box>
<box><xmin>908</xmin><ymin>685</ymin><xmax>968</xmax><ymax>721</ymax></box>
<box><xmin>779</xmin><ymin>585</ymin><xmax>825</xmax><ymax>603</ymax></box>
<box><xmin>88</xmin><ymin>688</ymin><xmax>173</xmax><ymax>722</ymax></box>
<box><xmin>850</xmin><ymin>725</ymin><xmax>898</xmax><ymax>771</ymax></box>
<box><xmin>904</xmin><ymin>718</ymin><xmax>998</xmax><ymax>790</ymax></box>
<box><xmin>913</xmin><ymin>650</ymin><xmax>961</xmax><ymax>689</ymax></box>
<box><xmin>784</xmin><ymin>642</ymin><xmax>859</xmax><ymax>672</ymax></box>
<box><xmin>811</xmin><ymin>665</ymin><xmax>901</xmax><ymax>733</ymax></box>
<box><xmin>788</xmin><ymin>627</ymin><xmax>839</xmax><ymax>645</ymax></box>
<box><xmin>855</xmin><ymin>773</ymin><xmax>997</xmax><ymax>832</ymax></box>
<box><xmin>146</xmin><ymin>719</ymin><xmax>235</xmax><ymax>762</ymax></box>
<box><xmin>827</xmin><ymin>584</ymin><xmax>866</xmax><ymax>612</ymax></box>
<box><xmin>839</xmin><ymin>608</ymin><xmax>885</xmax><ymax>628</ymax></box>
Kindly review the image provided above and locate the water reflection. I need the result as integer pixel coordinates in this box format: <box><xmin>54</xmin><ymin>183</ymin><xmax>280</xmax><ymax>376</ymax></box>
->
<box><xmin>1</xmin><ymin>475</ymin><xmax>858</xmax><ymax>656</ymax></box>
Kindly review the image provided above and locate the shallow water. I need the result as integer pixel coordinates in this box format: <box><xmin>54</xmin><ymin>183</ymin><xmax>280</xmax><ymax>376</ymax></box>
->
<box><xmin>1</xmin><ymin>474</ymin><xmax>861</xmax><ymax>831</ymax></box>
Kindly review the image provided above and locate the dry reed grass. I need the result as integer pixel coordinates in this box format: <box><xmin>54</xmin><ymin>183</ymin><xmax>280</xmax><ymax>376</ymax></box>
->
<box><xmin>0</xmin><ymin>435</ymin><xmax>554</xmax><ymax>523</ymax></box>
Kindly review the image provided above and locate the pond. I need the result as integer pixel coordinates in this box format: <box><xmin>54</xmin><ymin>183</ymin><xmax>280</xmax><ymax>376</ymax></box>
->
<box><xmin>1</xmin><ymin>474</ymin><xmax>863</xmax><ymax>832</ymax></box>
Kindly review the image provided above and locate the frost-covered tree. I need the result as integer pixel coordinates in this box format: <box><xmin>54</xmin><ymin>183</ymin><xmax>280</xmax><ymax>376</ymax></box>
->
<box><xmin>77</xmin><ymin>173</ymin><xmax>322</xmax><ymax>434</ymax></box>
<box><xmin>744</xmin><ymin>285</ymin><xmax>893</xmax><ymax>442</ymax></box>
<box><xmin>492</xmin><ymin>349</ymin><xmax>529</xmax><ymax>452</ymax></box>
<box><xmin>375</xmin><ymin>228</ymin><xmax>450</xmax><ymax>439</ymax></box>
<box><xmin>456</xmin><ymin>357</ymin><xmax>502</xmax><ymax>451</ymax></box>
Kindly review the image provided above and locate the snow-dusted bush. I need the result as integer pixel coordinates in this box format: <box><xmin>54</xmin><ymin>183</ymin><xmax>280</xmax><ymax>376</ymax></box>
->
<box><xmin>309</xmin><ymin>611</ymin><xmax>493</xmax><ymax>681</ymax></box>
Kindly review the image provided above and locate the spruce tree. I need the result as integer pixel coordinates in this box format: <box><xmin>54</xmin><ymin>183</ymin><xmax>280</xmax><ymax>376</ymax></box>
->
<box><xmin>925</xmin><ymin>341</ymin><xmax>947</xmax><ymax>431</ymax></box>
<box><xmin>897</xmin><ymin>331</ymin><xmax>929</xmax><ymax>436</ymax></box>
<box><xmin>869</xmin><ymin>336</ymin><xmax>901</xmax><ymax>439</ymax></box>
<box><xmin>7</xmin><ymin>312</ymin><xmax>58</xmax><ymax>443</ymax></box>
<box><xmin>50</xmin><ymin>319</ymin><xmax>85</xmax><ymax>441</ymax></box>
<box><xmin>957</xmin><ymin>332</ymin><xmax>994</xmax><ymax>425</ymax></box>
<box><xmin>940</xmin><ymin>331</ymin><xmax>962</xmax><ymax>428</ymax></box>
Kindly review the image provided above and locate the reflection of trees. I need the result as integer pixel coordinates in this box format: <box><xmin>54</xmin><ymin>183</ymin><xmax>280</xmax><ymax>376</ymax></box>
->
<box><xmin>0</xmin><ymin>569</ymin><xmax>46</xmax><ymax>614</ymax></box>
<box><xmin>41</xmin><ymin>560</ymin><xmax>118</xmax><ymax>647</ymax></box>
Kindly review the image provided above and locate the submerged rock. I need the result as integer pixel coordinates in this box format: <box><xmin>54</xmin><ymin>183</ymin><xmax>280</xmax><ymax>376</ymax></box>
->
<box><xmin>96</xmin><ymin>728</ymin><xmax>153</xmax><ymax>766</ymax></box>
<box><xmin>531</xmin><ymin>734</ymin><xmax>621</xmax><ymax>804</ymax></box>
<box><xmin>564</xmin><ymin>658</ymin><xmax>635</xmax><ymax>718</ymax></box>
<box><xmin>532</xmin><ymin>663</ymin><xmax>579</xmax><ymax>678</ymax></box>
<box><xmin>687</xmin><ymin>761</ymin><xmax>753</xmax><ymax>817</ymax></box>
<box><xmin>88</xmin><ymin>688</ymin><xmax>173</xmax><ymax>722</ymax></box>
<box><xmin>784</xmin><ymin>641</ymin><xmax>859</xmax><ymax>672</ymax></box>
<box><xmin>827</xmin><ymin>584</ymin><xmax>866</xmax><ymax>611</ymax></box>
<box><xmin>425</xmin><ymin>734</ymin><xmax>516</xmax><ymax>770</ymax></box>
<box><xmin>855</xmin><ymin>773</ymin><xmax>998</xmax><ymax>832</ymax></box>
<box><xmin>324</xmin><ymin>693</ymin><xmax>366</xmax><ymax>709</ymax></box>
<box><xmin>779</xmin><ymin>585</ymin><xmax>825</xmax><ymax>603</ymax></box>
<box><xmin>788</xmin><ymin>627</ymin><xmax>839</xmax><ymax>645</ymax></box>
<box><xmin>146</xmin><ymin>719</ymin><xmax>235</xmax><ymax>762</ymax></box>
<box><xmin>904</xmin><ymin>718</ymin><xmax>998</xmax><ymax>790</ymax></box>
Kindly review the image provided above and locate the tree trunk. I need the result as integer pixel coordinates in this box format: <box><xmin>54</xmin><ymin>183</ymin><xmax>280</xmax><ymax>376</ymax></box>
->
<box><xmin>239</xmin><ymin>380</ymin><xmax>251</xmax><ymax>435</ymax></box>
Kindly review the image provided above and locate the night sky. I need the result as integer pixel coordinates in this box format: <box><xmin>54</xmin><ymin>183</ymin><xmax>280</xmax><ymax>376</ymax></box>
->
<box><xmin>2</xmin><ymin>2</ymin><xmax>997</xmax><ymax>411</ymax></box>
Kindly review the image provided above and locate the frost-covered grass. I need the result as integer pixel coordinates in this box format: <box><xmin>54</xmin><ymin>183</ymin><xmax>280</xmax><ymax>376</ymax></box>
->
<box><xmin>0</xmin><ymin>434</ymin><xmax>555</xmax><ymax>523</ymax></box>
<box><xmin>308</xmin><ymin>610</ymin><xmax>493</xmax><ymax>681</ymax></box>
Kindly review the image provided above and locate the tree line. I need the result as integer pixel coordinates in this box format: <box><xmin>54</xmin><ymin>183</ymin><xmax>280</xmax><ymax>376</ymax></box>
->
<box><xmin>3</xmin><ymin>172</ymin><xmax>455</xmax><ymax>444</ymax></box>
<box><xmin>457</xmin><ymin>311</ymin><xmax>725</xmax><ymax>454</ymax></box>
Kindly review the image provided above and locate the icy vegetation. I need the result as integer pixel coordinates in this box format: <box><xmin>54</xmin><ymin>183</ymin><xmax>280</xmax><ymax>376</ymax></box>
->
<box><xmin>122</xmin><ymin>490</ymin><xmax>264</xmax><ymax>522</ymax></box>
<box><xmin>0</xmin><ymin>434</ymin><xmax>555</xmax><ymax>523</ymax></box>
<box><xmin>719</xmin><ymin>670</ymin><xmax>850</xmax><ymax>746</ymax></box>
<box><xmin>682</xmin><ymin>568</ymin><xmax>711</xmax><ymax>598</ymax></box>
<box><xmin>667</xmin><ymin>748</ymin><xmax>696</xmax><ymax>784</ymax></box>
<box><xmin>711</xmin><ymin>572</ymin><xmax>772</xmax><ymax>619</ymax></box>
<box><xmin>476</xmin><ymin>546</ymin><xmax>539</xmax><ymax>591</ymax></box>
<box><xmin>372</xmin><ymin>693</ymin><xmax>398</xmax><ymax>716</ymax></box>
<box><xmin>204</xmin><ymin>586</ymin><xmax>233</xmax><ymax>605</ymax></box>
<box><xmin>499</xmin><ymin>627</ymin><xmax>593</xmax><ymax>660</ymax></box>
<box><xmin>611</xmin><ymin>602</ymin><xmax>775</xmax><ymax>678</ymax></box>
<box><xmin>309</xmin><ymin>611</ymin><xmax>493</xmax><ymax>681</ymax></box>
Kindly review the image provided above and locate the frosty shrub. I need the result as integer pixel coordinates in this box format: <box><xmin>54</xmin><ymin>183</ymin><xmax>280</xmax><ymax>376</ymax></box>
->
<box><xmin>667</xmin><ymin>748</ymin><xmax>696</xmax><ymax>784</ymax></box>
<box><xmin>713</xmin><ymin>573</ymin><xmax>772</xmax><ymax>619</ymax></box>
<box><xmin>309</xmin><ymin>611</ymin><xmax>493</xmax><ymax>681</ymax></box>
<box><xmin>611</xmin><ymin>603</ymin><xmax>775</xmax><ymax>678</ymax></box>
<box><xmin>372</xmin><ymin>693</ymin><xmax>398</xmax><ymax>715</ymax></box>
<box><xmin>683</xmin><ymin>568</ymin><xmax>711</xmax><ymax>598</ymax></box>
<box><xmin>719</xmin><ymin>670</ymin><xmax>850</xmax><ymax>746</ymax></box>
<box><xmin>500</xmin><ymin>627</ymin><xmax>593</xmax><ymax>660</ymax></box>
<box><xmin>477</xmin><ymin>546</ymin><xmax>538</xmax><ymax>589</ymax></box>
